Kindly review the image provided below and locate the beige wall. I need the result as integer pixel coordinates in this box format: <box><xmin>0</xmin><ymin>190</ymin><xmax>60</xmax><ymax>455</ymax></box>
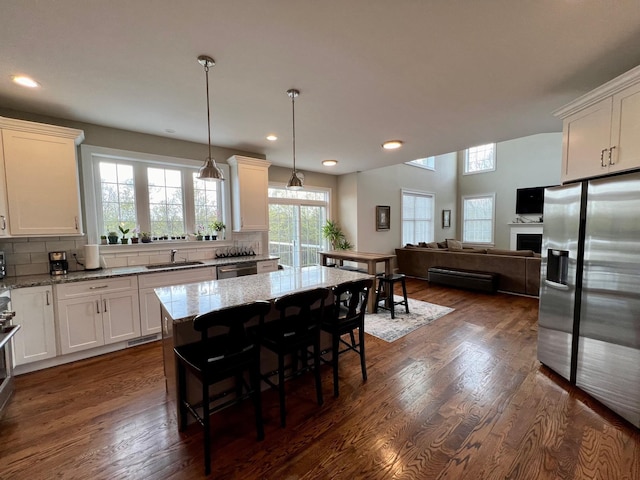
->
<box><xmin>457</xmin><ymin>133</ymin><xmax>562</xmax><ymax>249</ymax></box>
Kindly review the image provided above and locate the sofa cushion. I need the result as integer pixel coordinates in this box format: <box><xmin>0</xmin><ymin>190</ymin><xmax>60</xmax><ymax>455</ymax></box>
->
<box><xmin>446</xmin><ymin>239</ymin><xmax>463</xmax><ymax>251</ymax></box>
<box><xmin>487</xmin><ymin>248</ymin><xmax>534</xmax><ymax>257</ymax></box>
<box><xmin>427</xmin><ymin>241</ymin><xmax>439</xmax><ymax>248</ymax></box>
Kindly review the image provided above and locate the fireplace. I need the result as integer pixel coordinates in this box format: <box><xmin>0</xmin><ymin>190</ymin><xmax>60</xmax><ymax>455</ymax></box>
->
<box><xmin>517</xmin><ymin>233</ymin><xmax>542</xmax><ymax>253</ymax></box>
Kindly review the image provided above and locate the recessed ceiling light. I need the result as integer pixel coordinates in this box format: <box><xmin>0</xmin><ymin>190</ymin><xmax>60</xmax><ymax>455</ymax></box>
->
<box><xmin>382</xmin><ymin>140</ymin><xmax>403</xmax><ymax>150</ymax></box>
<box><xmin>266</xmin><ymin>134</ymin><xmax>278</xmax><ymax>141</ymax></box>
<box><xmin>12</xmin><ymin>75</ymin><xmax>40</xmax><ymax>88</ymax></box>
<box><xmin>322</xmin><ymin>159</ymin><xmax>338</xmax><ymax>166</ymax></box>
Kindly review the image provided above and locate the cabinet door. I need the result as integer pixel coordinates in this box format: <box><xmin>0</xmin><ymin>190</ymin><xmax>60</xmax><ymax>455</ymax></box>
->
<box><xmin>102</xmin><ymin>290</ymin><xmax>141</xmax><ymax>344</ymax></box>
<box><xmin>11</xmin><ymin>286</ymin><xmax>57</xmax><ymax>366</ymax></box>
<box><xmin>139</xmin><ymin>288</ymin><xmax>162</xmax><ymax>336</ymax></box>
<box><xmin>237</xmin><ymin>162</ymin><xmax>269</xmax><ymax>231</ymax></box>
<box><xmin>57</xmin><ymin>296</ymin><xmax>104</xmax><ymax>354</ymax></box>
<box><xmin>561</xmin><ymin>97</ymin><xmax>612</xmax><ymax>183</ymax></box>
<box><xmin>610</xmin><ymin>81</ymin><xmax>640</xmax><ymax>174</ymax></box>
<box><xmin>2</xmin><ymin>129</ymin><xmax>82</xmax><ymax>236</ymax></box>
<box><xmin>0</xmin><ymin>134</ymin><xmax>10</xmax><ymax>237</ymax></box>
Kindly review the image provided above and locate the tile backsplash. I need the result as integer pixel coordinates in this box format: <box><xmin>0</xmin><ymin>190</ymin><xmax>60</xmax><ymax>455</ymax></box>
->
<box><xmin>0</xmin><ymin>231</ymin><xmax>266</xmax><ymax>277</ymax></box>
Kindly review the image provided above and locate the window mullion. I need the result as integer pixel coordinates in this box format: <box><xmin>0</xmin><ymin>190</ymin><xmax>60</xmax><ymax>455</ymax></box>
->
<box><xmin>183</xmin><ymin>168</ymin><xmax>196</xmax><ymax>236</ymax></box>
<box><xmin>135</xmin><ymin>163</ymin><xmax>150</xmax><ymax>232</ymax></box>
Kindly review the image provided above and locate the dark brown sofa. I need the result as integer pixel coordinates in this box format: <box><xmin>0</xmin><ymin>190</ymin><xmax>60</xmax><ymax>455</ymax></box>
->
<box><xmin>395</xmin><ymin>246</ymin><xmax>541</xmax><ymax>296</ymax></box>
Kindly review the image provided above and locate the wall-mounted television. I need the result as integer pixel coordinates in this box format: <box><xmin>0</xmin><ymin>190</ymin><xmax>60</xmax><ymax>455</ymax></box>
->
<box><xmin>515</xmin><ymin>186</ymin><xmax>549</xmax><ymax>215</ymax></box>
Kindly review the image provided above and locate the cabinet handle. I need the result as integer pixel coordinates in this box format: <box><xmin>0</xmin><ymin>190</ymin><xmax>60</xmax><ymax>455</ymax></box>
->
<box><xmin>600</xmin><ymin>148</ymin><xmax>608</xmax><ymax>167</ymax></box>
<box><xmin>46</xmin><ymin>290</ymin><xmax>50</xmax><ymax>306</ymax></box>
<box><xmin>89</xmin><ymin>285</ymin><xmax>109</xmax><ymax>290</ymax></box>
<box><xmin>0</xmin><ymin>215</ymin><xmax>5</xmax><ymax>231</ymax></box>
<box><xmin>103</xmin><ymin>299</ymin><xmax>108</xmax><ymax>312</ymax></box>
<box><xmin>96</xmin><ymin>300</ymin><xmax>101</xmax><ymax>314</ymax></box>
<box><xmin>75</xmin><ymin>216</ymin><xmax>79</xmax><ymax>230</ymax></box>
<box><xmin>608</xmin><ymin>146</ymin><xmax>616</xmax><ymax>165</ymax></box>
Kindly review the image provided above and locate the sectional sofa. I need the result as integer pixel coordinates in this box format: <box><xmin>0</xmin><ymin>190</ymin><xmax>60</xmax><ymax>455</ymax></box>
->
<box><xmin>395</xmin><ymin>243</ymin><xmax>541</xmax><ymax>296</ymax></box>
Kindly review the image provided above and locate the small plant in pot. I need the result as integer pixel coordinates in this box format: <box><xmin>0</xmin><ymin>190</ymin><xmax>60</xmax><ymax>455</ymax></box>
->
<box><xmin>141</xmin><ymin>232</ymin><xmax>152</xmax><ymax>243</ymax></box>
<box><xmin>210</xmin><ymin>220</ymin><xmax>226</xmax><ymax>240</ymax></box>
<box><xmin>100</xmin><ymin>235</ymin><xmax>108</xmax><ymax>245</ymax></box>
<box><xmin>107</xmin><ymin>232</ymin><xmax>119</xmax><ymax>244</ymax></box>
<box><xmin>131</xmin><ymin>226</ymin><xmax>140</xmax><ymax>244</ymax></box>
<box><xmin>196</xmin><ymin>224</ymin><xmax>205</xmax><ymax>241</ymax></box>
<box><xmin>118</xmin><ymin>224</ymin><xmax>130</xmax><ymax>244</ymax></box>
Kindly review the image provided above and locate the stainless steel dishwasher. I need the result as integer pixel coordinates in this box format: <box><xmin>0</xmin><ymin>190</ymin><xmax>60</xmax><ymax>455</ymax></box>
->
<box><xmin>216</xmin><ymin>261</ymin><xmax>258</xmax><ymax>279</ymax></box>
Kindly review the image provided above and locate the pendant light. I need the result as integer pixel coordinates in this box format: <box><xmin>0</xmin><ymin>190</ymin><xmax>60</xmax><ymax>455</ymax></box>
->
<box><xmin>286</xmin><ymin>88</ymin><xmax>303</xmax><ymax>190</ymax></box>
<box><xmin>196</xmin><ymin>55</ymin><xmax>224</xmax><ymax>181</ymax></box>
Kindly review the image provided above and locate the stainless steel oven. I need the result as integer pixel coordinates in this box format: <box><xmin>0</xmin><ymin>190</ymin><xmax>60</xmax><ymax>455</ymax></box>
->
<box><xmin>0</xmin><ymin>288</ymin><xmax>18</xmax><ymax>417</ymax></box>
<box><xmin>216</xmin><ymin>262</ymin><xmax>258</xmax><ymax>279</ymax></box>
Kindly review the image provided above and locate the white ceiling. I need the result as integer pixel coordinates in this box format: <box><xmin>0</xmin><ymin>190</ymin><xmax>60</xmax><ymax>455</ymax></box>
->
<box><xmin>2</xmin><ymin>0</ymin><xmax>640</xmax><ymax>175</ymax></box>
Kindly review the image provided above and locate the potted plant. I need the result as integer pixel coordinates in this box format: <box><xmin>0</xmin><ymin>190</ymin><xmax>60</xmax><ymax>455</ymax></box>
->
<box><xmin>196</xmin><ymin>224</ymin><xmax>204</xmax><ymax>241</ymax></box>
<box><xmin>131</xmin><ymin>226</ymin><xmax>140</xmax><ymax>244</ymax></box>
<box><xmin>107</xmin><ymin>231</ymin><xmax>119</xmax><ymax>244</ymax></box>
<box><xmin>141</xmin><ymin>232</ymin><xmax>152</xmax><ymax>243</ymax></box>
<box><xmin>118</xmin><ymin>224</ymin><xmax>130</xmax><ymax>244</ymax></box>
<box><xmin>210</xmin><ymin>220</ymin><xmax>226</xmax><ymax>240</ymax></box>
<box><xmin>322</xmin><ymin>220</ymin><xmax>353</xmax><ymax>250</ymax></box>
<box><xmin>100</xmin><ymin>235</ymin><xmax>108</xmax><ymax>245</ymax></box>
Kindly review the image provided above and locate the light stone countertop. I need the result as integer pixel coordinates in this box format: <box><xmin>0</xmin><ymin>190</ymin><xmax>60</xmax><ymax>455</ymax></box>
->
<box><xmin>0</xmin><ymin>255</ymin><xmax>279</xmax><ymax>290</ymax></box>
<box><xmin>156</xmin><ymin>265</ymin><xmax>373</xmax><ymax>324</ymax></box>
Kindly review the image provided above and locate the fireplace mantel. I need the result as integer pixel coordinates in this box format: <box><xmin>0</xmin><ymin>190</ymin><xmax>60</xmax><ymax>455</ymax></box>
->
<box><xmin>509</xmin><ymin>223</ymin><xmax>543</xmax><ymax>250</ymax></box>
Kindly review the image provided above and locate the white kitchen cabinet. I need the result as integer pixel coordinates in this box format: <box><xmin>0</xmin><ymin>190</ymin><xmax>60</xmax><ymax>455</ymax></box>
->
<box><xmin>0</xmin><ymin>117</ymin><xmax>84</xmax><ymax>236</ymax></box>
<box><xmin>11</xmin><ymin>286</ymin><xmax>57</xmax><ymax>366</ymax></box>
<box><xmin>556</xmin><ymin>65</ymin><xmax>640</xmax><ymax>183</ymax></box>
<box><xmin>227</xmin><ymin>156</ymin><xmax>271</xmax><ymax>232</ymax></box>
<box><xmin>0</xmin><ymin>133</ymin><xmax>9</xmax><ymax>237</ymax></box>
<box><xmin>56</xmin><ymin>277</ymin><xmax>140</xmax><ymax>354</ymax></box>
<box><xmin>138</xmin><ymin>268</ymin><xmax>216</xmax><ymax>336</ymax></box>
<box><xmin>257</xmin><ymin>259</ymin><xmax>278</xmax><ymax>273</ymax></box>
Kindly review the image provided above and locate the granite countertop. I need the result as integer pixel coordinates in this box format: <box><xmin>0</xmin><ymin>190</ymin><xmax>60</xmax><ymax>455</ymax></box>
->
<box><xmin>156</xmin><ymin>265</ymin><xmax>373</xmax><ymax>324</ymax></box>
<box><xmin>0</xmin><ymin>255</ymin><xmax>279</xmax><ymax>290</ymax></box>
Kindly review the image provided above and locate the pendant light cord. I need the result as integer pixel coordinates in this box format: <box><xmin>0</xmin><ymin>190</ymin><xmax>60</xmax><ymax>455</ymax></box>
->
<box><xmin>291</xmin><ymin>92</ymin><xmax>296</xmax><ymax>173</ymax></box>
<box><xmin>204</xmin><ymin>62</ymin><xmax>212</xmax><ymax>161</ymax></box>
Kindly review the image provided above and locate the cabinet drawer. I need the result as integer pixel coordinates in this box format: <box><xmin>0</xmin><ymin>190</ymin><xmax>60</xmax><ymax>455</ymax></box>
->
<box><xmin>257</xmin><ymin>260</ymin><xmax>278</xmax><ymax>273</ymax></box>
<box><xmin>56</xmin><ymin>276</ymin><xmax>139</xmax><ymax>300</ymax></box>
<box><xmin>137</xmin><ymin>267</ymin><xmax>216</xmax><ymax>289</ymax></box>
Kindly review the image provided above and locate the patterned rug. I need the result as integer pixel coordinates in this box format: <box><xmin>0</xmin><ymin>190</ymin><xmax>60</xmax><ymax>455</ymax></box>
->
<box><xmin>365</xmin><ymin>296</ymin><xmax>455</xmax><ymax>342</ymax></box>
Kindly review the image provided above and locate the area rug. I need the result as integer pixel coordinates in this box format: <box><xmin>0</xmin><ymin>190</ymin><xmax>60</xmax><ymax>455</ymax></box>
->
<box><xmin>364</xmin><ymin>296</ymin><xmax>454</xmax><ymax>342</ymax></box>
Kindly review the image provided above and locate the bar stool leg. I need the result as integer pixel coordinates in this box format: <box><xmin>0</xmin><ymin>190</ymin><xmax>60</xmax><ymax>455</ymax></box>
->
<box><xmin>387</xmin><ymin>281</ymin><xmax>395</xmax><ymax>319</ymax></box>
<box><xmin>401</xmin><ymin>277</ymin><xmax>409</xmax><ymax>313</ymax></box>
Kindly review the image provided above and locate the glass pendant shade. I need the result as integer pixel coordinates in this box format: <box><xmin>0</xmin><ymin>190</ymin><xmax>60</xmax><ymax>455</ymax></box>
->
<box><xmin>287</xmin><ymin>171</ymin><xmax>303</xmax><ymax>190</ymax></box>
<box><xmin>198</xmin><ymin>157</ymin><xmax>224</xmax><ymax>181</ymax></box>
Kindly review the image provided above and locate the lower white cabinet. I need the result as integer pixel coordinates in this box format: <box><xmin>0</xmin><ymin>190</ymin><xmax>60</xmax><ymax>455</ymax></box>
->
<box><xmin>11</xmin><ymin>285</ymin><xmax>57</xmax><ymax>366</ymax></box>
<box><xmin>138</xmin><ymin>268</ymin><xmax>216</xmax><ymax>336</ymax></box>
<box><xmin>55</xmin><ymin>277</ymin><xmax>140</xmax><ymax>355</ymax></box>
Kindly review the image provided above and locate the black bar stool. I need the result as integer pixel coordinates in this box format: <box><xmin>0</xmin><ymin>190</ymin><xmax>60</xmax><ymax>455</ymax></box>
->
<box><xmin>374</xmin><ymin>273</ymin><xmax>409</xmax><ymax>319</ymax></box>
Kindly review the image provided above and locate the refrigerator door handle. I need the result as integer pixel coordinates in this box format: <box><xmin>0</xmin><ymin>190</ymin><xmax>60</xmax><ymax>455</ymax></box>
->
<box><xmin>544</xmin><ymin>279</ymin><xmax>570</xmax><ymax>291</ymax></box>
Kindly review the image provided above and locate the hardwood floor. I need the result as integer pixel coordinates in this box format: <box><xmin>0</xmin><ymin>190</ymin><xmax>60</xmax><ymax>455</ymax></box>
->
<box><xmin>1</xmin><ymin>278</ymin><xmax>638</xmax><ymax>479</ymax></box>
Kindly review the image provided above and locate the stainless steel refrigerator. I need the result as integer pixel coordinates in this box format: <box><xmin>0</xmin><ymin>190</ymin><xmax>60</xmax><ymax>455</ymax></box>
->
<box><xmin>538</xmin><ymin>171</ymin><xmax>640</xmax><ymax>428</ymax></box>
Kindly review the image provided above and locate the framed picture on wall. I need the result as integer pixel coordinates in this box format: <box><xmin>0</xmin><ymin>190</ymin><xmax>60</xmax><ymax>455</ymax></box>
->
<box><xmin>376</xmin><ymin>205</ymin><xmax>390</xmax><ymax>231</ymax></box>
<box><xmin>442</xmin><ymin>209</ymin><xmax>451</xmax><ymax>228</ymax></box>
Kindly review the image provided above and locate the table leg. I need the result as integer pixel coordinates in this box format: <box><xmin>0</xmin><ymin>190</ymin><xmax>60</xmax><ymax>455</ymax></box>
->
<box><xmin>366</xmin><ymin>260</ymin><xmax>377</xmax><ymax>313</ymax></box>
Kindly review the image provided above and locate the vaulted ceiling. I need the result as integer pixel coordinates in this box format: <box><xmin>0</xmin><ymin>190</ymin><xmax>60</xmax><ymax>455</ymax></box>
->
<box><xmin>2</xmin><ymin>0</ymin><xmax>640</xmax><ymax>174</ymax></box>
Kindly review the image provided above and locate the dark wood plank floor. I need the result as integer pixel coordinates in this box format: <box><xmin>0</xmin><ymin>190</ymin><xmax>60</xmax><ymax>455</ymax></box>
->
<box><xmin>1</xmin><ymin>278</ymin><xmax>638</xmax><ymax>479</ymax></box>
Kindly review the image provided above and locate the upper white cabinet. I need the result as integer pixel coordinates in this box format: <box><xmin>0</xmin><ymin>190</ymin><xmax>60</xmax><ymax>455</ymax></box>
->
<box><xmin>11</xmin><ymin>285</ymin><xmax>57</xmax><ymax>366</ymax></box>
<box><xmin>555</xmin><ymin>65</ymin><xmax>640</xmax><ymax>183</ymax></box>
<box><xmin>227</xmin><ymin>156</ymin><xmax>271</xmax><ymax>232</ymax></box>
<box><xmin>0</xmin><ymin>117</ymin><xmax>84</xmax><ymax>236</ymax></box>
<box><xmin>0</xmin><ymin>133</ymin><xmax>9</xmax><ymax>237</ymax></box>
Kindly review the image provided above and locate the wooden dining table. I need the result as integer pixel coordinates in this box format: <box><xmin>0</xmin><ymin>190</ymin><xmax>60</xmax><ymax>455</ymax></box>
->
<box><xmin>318</xmin><ymin>250</ymin><xmax>396</xmax><ymax>312</ymax></box>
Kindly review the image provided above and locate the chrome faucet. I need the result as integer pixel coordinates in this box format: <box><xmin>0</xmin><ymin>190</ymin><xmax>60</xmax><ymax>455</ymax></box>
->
<box><xmin>170</xmin><ymin>249</ymin><xmax>178</xmax><ymax>263</ymax></box>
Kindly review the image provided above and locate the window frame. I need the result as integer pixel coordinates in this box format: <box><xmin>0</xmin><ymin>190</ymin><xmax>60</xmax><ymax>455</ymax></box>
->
<box><xmin>461</xmin><ymin>193</ymin><xmax>496</xmax><ymax>245</ymax></box>
<box><xmin>464</xmin><ymin>143</ymin><xmax>496</xmax><ymax>175</ymax></box>
<box><xmin>81</xmin><ymin>145</ymin><xmax>231</xmax><ymax>243</ymax></box>
<box><xmin>401</xmin><ymin>189</ymin><xmax>435</xmax><ymax>246</ymax></box>
<box><xmin>405</xmin><ymin>156</ymin><xmax>435</xmax><ymax>171</ymax></box>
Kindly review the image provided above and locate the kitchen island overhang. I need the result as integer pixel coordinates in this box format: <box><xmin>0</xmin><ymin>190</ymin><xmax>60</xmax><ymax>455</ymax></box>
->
<box><xmin>156</xmin><ymin>265</ymin><xmax>373</xmax><ymax>427</ymax></box>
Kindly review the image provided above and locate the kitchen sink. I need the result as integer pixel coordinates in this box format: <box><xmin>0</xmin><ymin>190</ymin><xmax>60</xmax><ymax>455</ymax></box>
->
<box><xmin>145</xmin><ymin>261</ymin><xmax>205</xmax><ymax>270</ymax></box>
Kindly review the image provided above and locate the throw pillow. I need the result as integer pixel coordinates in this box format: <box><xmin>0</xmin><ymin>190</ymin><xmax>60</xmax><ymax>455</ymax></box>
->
<box><xmin>437</xmin><ymin>241</ymin><xmax>448</xmax><ymax>249</ymax></box>
<box><xmin>427</xmin><ymin>241</ymin><xmax>439</xmax><ymax>249</ymax></box>
<box><xmin>446</xmin><ymin>239</ymin><xmax>463</xmax><ymax>251</ymax></box>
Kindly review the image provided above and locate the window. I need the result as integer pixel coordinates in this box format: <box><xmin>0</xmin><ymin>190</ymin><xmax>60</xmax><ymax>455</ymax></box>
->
<box><xmin>268</xmin><ymin>186</ymin><xmax>330</xmax><ymax>268</ymax></box>
<box><xmin>81</xmin><ymin>145</ymin><xmax>230</xmax><ymax>241</ymax></box>
<box><xmin>402</xmin><ymin>190</ymin><xmax>434</xmax><ymax>245</ymax></box>
<box><xmin>405</xmin><ymin>156</ymin><xmax>435</xmax><ymax>171</ymax></box>
<box><xmin>464</xmin><ymin>143</ymin><xmax>496</xmax><ymax>174</ymax></box>
<box><xmin>462</xmin><ymin>194</ymin><xmax>495</xmax><ymax>244</ymax></box>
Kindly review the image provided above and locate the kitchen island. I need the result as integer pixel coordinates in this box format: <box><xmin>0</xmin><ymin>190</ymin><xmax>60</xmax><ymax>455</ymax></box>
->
<box><xmin>156</xmin><ymin>265</ymin><xmax>372</xmax><ymax>427</ymax></box>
